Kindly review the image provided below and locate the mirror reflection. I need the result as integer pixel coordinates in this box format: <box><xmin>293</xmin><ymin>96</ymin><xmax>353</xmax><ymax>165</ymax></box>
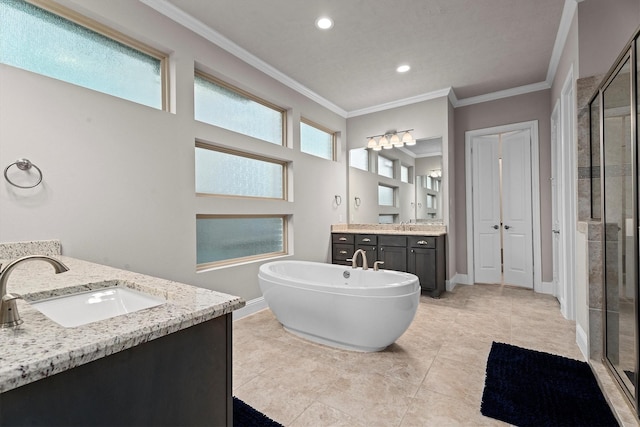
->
<box><xmin>348</xmin><ymin>137</ymin><xmax>442</xmax><ymax>224</ymax></box>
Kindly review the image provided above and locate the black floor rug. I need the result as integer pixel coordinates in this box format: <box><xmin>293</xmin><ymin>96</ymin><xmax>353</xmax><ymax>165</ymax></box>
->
<box><xmin>481</xmin><ymin>342</ymin><xmax>619</xmax><ymax>427</ymax></box>
<box><xmin>233</xmin><ymin>397</ymin><xmax>283</xmax><ymax>427</ymax></box>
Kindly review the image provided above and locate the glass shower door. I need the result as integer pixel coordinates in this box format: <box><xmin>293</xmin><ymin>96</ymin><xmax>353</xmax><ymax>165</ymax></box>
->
<box><xmin>602</xmin><ymin>54</ymin><xmax>636</xmax><ymax>400</ymax></box>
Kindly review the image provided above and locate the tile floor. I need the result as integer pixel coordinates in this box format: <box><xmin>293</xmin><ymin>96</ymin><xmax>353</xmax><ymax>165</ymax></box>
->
<box><xmin>232</xmin><ymin>284</ymin><xmax>588</xmax><ymax>426</ymax></box>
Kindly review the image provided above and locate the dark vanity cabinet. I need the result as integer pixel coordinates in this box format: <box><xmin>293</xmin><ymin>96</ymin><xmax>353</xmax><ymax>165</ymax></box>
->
<box><xmin>332</xmin><ymin>233</ymin><xmax>355</xmax><ymax>265</ymax></box>
<box><xmin>407</xmin><ymin>236</ymin><xmax>446</xmax><ymax>297</ymax></box>
<box><xmin>378</xmin><ymin>235</ymin><xmax>407</xmax><ymax>272</ymax></box>
<box><xmin>331</xmin><ymin>232</ymin><xmax>446</xmax><ymax>297</ymax></box>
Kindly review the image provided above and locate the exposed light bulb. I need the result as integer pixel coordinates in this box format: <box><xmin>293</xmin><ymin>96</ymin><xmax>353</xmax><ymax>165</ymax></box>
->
<box><xmin>315</xmin><ymin>17</ymin><xmax>333</xmax><ymax>30</ymax></box>
<box><xmin>396</xmin><ymin>64</ymin><xmax>410</xmax><ymax>73</ymax></box>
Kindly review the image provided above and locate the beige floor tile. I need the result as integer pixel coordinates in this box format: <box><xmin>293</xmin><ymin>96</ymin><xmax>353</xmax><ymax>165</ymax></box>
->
<box><xmin>232</xmin><ymin>283</ymin><xmax>626</xmax><ymax>426</ymax></box>
<box><xmin>289</xmin><ymin>401</ymin><xmax>367</xmax><ymax>427</ymax></box>
<box><xmin>401</xmin><ymin>390</ymin><xmax>507</xmax><ymax>427</ymax></box>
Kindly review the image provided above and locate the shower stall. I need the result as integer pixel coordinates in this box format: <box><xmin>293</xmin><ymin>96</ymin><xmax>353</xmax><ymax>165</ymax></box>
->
<box><xmin>591</xmin><ymin>28</ymin><xmax>640</xmax><ymax>415</ymax></box>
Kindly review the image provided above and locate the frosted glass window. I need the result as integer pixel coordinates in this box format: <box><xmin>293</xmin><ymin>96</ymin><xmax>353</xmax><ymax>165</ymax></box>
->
<box><xmin>401</xmin><ymin>165</ymin><xmax>409</xmax><ymax>183</ymax></box>
<box><xmin>197</xmin><ymin>216</ymin><xmax>286</xmax><ymax>266</ymax></box>
<box><xmin>300</xmin><ymin>120</ymin><xmax>334</xmax><ymax>160</ymax></box>
<box><xmin>194</xmin><ymin>73</ymin><xmax>284</xmax><ymax>145</ymax></box>
<box><xmin>427</xmin><ymin>194</ymin><xmax>437</xmax><ymax>209</ymax></box>
<box><xmin>195</xmin><ymin>144</ymin><xmax>284</xmax><ymax>199</ymax></box>
<box><xmin>378</xmin><ymin>155</ymin><xmax>394</xmax><ymax>178</ymax></box>
<box><xmin>379</xmin><ymin>215</ymin><xmax>395</xmax><ymax>224</ymax></box>
<box><xmin>0</xmin><ymin>0</ymin><xmax>164</xmax><ymax>109</ymax></box>
<box><xmin>350</xmin><ymin>148</ymin><xmax>369</xmax><ymax>171</ymax></box>
<box><xmin>378</xmin><ymin>184</ymin><xmax>395</xmax><ymax>206</ymax></box>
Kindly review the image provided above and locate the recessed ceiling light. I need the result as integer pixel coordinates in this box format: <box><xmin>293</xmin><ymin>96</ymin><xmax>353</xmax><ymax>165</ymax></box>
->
<box><xmin>396</xmin><ymin>64</ymin><xmax>411</xmax><ymax>73</ymax></box>
<box><xmin>315</xmin><ymin>17</ymin><xmax>333</xmax><ymax>30</ymax></box>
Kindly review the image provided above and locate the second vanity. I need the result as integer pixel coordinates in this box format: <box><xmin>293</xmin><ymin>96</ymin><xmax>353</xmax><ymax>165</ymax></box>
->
<box><xmin>331</xmin><ymin>224</ymin><xmax>446</xmax><ymax>298</ymax></box>
<box><xmin>0</xmin><ymin>241</ymin><xmax>244</xmax><ymax>427</ymax></box>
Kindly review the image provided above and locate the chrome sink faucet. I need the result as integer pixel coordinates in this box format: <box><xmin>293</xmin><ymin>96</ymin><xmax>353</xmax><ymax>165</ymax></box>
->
<box><xmin>0</xmin><ymin>255</ymin><xmax>69</xmax><ymax>328</ymax></box>
<box><xmin>347</xmin><ymin>249</ymin><xmax>368</xmax><ymax>270</ymax></box>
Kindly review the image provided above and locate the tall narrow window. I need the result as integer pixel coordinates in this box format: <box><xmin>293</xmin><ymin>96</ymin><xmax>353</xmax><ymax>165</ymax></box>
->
<box><xmin>378</xmin><ymin>155</ymin><xmax>394</xmax><ymax>178</ymax></box>
<box><xmin>194</xmin><ymin>72</ymin><xmax>284</xmax><ymax>145</ymax></box>
<box><xmin>400</xmin><ymin>165</ymin><xmax>409</xmax><ymax>183</ymax></box>
<box><xmin>300</xmin><ymin>119</ymin><xmax>335</xmax><ymax>160</ymax></box>
<box><xmin>0</xmin><ymin>0</ymin><xmax>166</xmax><ymax>109</ymax></box>
<box><xmin>195</xmin><ymin>143</ymin><xmax>285</xmax><ymax>199</ymax></box>
<box><xmin>196</xmin><ymin>215</ymin><xmax>287</xmax><ymax>268</ymax></box>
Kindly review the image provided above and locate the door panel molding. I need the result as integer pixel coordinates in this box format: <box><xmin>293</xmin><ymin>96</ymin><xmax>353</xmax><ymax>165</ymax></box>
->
<box><xmin>465</xmin><ymin>120</ymin><xmax>542</xmax><ymax>291</ymax></box>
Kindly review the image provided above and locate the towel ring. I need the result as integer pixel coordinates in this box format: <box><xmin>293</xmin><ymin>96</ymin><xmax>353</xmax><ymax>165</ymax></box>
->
<box><xmin>334</xmin><ymin>195</ymin><xmax>342</xmax><ymax>206</ymax></box>
<box><xmin>4</xmin><ymin>158</ymin><xmax>43</xmax><ymax>189</ymax></box>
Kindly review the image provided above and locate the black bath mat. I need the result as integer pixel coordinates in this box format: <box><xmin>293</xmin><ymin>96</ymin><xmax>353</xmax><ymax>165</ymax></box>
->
<box><xmin>233</xmin><ymin>396</ymin><xmax>283</xmax><ymax>426</ymax></box>
<box><xmin>481</xmin><ymin>342</ymin><xmax>618</xmax><ymax>427</ymax></box>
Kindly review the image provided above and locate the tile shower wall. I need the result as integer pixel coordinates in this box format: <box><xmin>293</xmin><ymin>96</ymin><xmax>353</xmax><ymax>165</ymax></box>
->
<box><xmin>576</xmin><ymin>74</ymin><xmax>605</xmax><ymax>360</ymax></box>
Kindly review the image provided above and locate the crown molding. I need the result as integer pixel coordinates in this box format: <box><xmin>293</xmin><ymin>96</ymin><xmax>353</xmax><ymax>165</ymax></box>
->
<box><xmin>346</xmin><ymin>87</ymin><xmax>454</xmax><ymax>118</ymax></box>
<box><xmin>139</xmin><ymin>0</ymin><xmax>348</xmax><ymax>118</ymax></box>
<box><xmin>545</xmin><ymin>0</ymin><xmax>579</xmax><ymax>85</ymax></box>
<box><xmin>454</xmin><ymin>81</ymin><xmax>551</xmax><ymax>108</ymax></box>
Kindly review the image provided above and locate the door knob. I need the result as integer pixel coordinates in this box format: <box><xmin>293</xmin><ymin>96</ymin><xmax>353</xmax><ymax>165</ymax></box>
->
<box><xmin>552</xmin><ymin>229</ymin><xmax>560</xmax><ymax>234</ymax></box>
<box><xmin>492</xmin><ymin>225</ymin><xmax>499</xmax><ymax>229</ymax></box>
<box><xmin>504</xmin><ymin>225</ymin><xmax>511</xmax><ymax>230</ymax></box>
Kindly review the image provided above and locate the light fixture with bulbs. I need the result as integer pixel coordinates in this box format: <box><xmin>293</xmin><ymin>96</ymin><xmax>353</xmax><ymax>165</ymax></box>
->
<box><xmin>429</xmin><ymin>169</ymin><xmax>442</xmax><ymax>178</ymax></box>
<box><xmin>366</xmin><ymin>129</ymin><xmax>415</xmax><ymax>151</ymax></box>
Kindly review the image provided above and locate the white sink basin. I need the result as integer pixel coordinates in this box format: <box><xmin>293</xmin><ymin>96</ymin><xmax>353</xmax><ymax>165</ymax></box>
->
<box><xmin>31</xmin><ymin>286</ymin><xmax>166</xmax><ymax>327</ymax></box>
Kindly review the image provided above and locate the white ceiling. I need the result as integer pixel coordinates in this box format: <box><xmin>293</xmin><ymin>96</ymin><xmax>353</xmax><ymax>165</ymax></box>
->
<box><xmin>147</xmin><ymin>0</ymin><xmax>567</xmax><ymax>116</ymax></box>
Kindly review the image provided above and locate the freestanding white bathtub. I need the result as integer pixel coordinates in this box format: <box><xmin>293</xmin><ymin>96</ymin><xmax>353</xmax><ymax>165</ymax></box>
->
<box><xmin>258</xmin><ymin>260</ymin><xmax>421</xmax><ymax>352</ymax></box>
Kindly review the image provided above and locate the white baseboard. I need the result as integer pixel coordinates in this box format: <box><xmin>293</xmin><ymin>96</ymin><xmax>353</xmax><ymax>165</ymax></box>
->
<box><xmin>446</xmin><ymin>273</ymin><xmax>469</xmax><ymax>292</ymax></box>
<box><xmin>576</xmin><ymin>323</ymin><xmax>589</xmax><ymax>361</ymax></box>
<box><xmin>232</xmin><ymin>297</ymin><xmax>268</xmax><ymax>321</ymax></box>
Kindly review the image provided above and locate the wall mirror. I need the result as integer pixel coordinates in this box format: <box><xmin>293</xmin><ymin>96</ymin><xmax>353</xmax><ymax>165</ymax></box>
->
<box><xmin>348</xmin><ymin>137</ymin><xmax>442</xmax><ymax>224</ymax></box>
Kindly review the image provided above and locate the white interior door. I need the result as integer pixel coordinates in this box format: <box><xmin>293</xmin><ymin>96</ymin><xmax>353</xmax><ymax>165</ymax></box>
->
<box><xmin>501</xmin><ymin>130</ymin><xmax>534</xmax><ymax>288</ymax></box>
<box><xmin>551</xmin><ymin>103</ymin><xmax>563</xmax><ymax>302</ymax></box>
<box><xmin>472</xmin><ymin>135</ymin><xmax>502</xmax><ymax>284</ymax></box>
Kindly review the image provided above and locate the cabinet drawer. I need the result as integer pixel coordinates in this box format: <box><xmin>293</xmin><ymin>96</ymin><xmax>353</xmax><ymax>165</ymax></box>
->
<box><xmin>333</xmin><ymin>244</ymin><xmax>354</xmax><ymax>261</ymax></box>
<box><xmin>332</xmin><ymin>233</ymin><xmax>354</xmax><ymax>244</ymax></box>
<box><xmin>408</xmin><ymin>236</ymin><xmax>437</xmax><ymax>248</ymax></box>
<box><xmin>355</xmin><ymin>234</ymin><xmax>377</xmax><ymax>245</ymax></box>
<box><xmin>379</xmin><ymin>235</ymin><xmax>407</xmax><ymax>247</ymax></box>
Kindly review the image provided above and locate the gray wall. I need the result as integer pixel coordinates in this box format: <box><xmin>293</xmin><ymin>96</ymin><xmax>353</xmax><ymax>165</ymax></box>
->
<box><xmin>578</xmin><ymin>0</ymin><xmax>640</xmax><ymax>79</ymax></box>
<box><xmin>453</xmin><ymin>90</ymin><xmax>553</xmax><ymax>281</ymax></box>
<box><xmin>0</xmin><ymin>0</ymin><xmax>347</xmax><ymax>301</ymax></box>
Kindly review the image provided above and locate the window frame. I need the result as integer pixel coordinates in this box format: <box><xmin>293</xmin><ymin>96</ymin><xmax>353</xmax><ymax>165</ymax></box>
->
<box><xmin>195</xmin><ymin>141</ymin><xmax>288</xmax><ymax>201</ymax></box>
<box><xmin>378</xmin><ymin>183</ymin><xmax>396</xmax><ymax>207</ymax></box>
<box><xmin>377</xmin><ymin>154</ymin><xmax>395</xmax><ymax>178</ymax></box>
<box><xmin>196</xmin><ymin>214</ymin><xmax>289</xmax><ymax>270</ymax></box>
<box><xmin>22</xmin><ymin>0</ymin><xmax>170</xmax><ymax>110</ymax></box>
<box><xmin>194</xmin><ymin>70</ymin><xmax>287</xmax><ymax>146</ymax></box>
<box><xmin>299</xmin><ymin>118</ymin><xmax>336</xmax><ymax>161</ymax></box>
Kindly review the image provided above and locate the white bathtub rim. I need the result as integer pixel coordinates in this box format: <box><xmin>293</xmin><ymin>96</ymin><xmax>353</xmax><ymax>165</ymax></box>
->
<box><xmin>259</xmin><ymin>275</ymin><xmax>420</xmax><ymax>298</ymax></box>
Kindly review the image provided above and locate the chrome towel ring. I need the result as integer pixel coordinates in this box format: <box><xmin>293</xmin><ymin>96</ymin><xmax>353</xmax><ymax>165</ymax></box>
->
<box><xmin>4</xmin><ymin>158</ymin><xmax>43</xmax><ymax>189</ymax></box>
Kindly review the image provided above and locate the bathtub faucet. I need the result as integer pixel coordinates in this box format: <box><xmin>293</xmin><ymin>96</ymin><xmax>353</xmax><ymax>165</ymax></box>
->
<box><xmin>348</xmin><ymin>249</ymin><xmax>369</xmax><ymax>270</ymax></box>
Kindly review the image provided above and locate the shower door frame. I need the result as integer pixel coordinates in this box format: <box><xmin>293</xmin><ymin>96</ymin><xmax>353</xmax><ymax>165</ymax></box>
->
<box><xmin>598</xmin><ymin>33</ymin><xmax>640</xmax><ymax>414</ymax></box>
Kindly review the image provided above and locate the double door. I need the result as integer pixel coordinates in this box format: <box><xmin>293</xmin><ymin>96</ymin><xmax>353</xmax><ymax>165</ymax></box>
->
<box><xmin>471</xmin><ymin>129</ymin><xmax>534</xmax><ymax>288</ymax></box>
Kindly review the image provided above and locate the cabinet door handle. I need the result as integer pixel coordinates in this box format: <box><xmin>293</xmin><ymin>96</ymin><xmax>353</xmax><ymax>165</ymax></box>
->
<box><xmin>339</xmin><ymin>250</ymin><xmax>348</xmax><ymax>255</ymax></box>
<box><xmin>362</xmin><ymin>238</ymin><xmax>371</xmax><ymax>242</ymax></box>
<box><xmin>380</xmin><ymin>248</ymin><xmax>384</xmax><ymax>251</ymax></box>
<box><xmin>339</xmin><ymin>237</ymin><xmax>347</xmax><ymax>241</ymax></box>
<box><xmin>411</xmin><ymin>249</ymin><xmax>415</xmax><ymax>253</ymax></box>
<box><xmin>417</xmin><ymin>240</ymin><xmax>428</xmax><ymax>245</ymax></box>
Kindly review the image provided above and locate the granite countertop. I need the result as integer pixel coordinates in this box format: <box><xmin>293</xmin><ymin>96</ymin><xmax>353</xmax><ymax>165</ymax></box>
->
<box><xmin>0</xmin><ymin>256</ymin><xmax>244</xmax><ymax>394</ymax></box>
<box><xmin>331</xmin><ymin>224</ymin><xmax>447</xmax><ymax>236</ymax></box>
